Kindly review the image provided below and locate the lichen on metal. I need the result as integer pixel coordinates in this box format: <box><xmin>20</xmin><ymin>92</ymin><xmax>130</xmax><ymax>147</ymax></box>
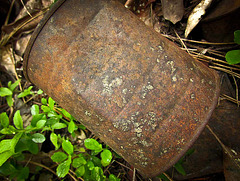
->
<box><xmin>23</xmin><ymin>0</ymin><xmax>220</xmax><ymax>178</ymax></box>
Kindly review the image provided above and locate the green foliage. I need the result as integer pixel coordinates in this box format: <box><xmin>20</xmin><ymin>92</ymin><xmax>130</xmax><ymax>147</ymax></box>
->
<box><xmin>226</xmin><ymin>30</ymin><xmax>240</xmax><ymax>65</ymax></box>
<box><xmin>173</xmin><ymin>148</ymin><xmax>195</xmax><ymax>176</ymax></box>
<box><xmin>51</xmin><ymin>152</ymin><xmax>68</xmax><ymax>163</ymax></box>
<box><xmin>0</xmin><ymin>112</ymin><xmax>9</xmax><ymax>128</ymax></box>
<box><xmin>0</xmin><ymin>132</ymin><xmax>23</xmax><ymax>166</ymax></box>
<box><xmin>13</xmin><ymin>110</ymin><xmax>23</xmax><ymax>129</ymax></box>
<box><xmin>0</xmin><ymin>80</ymin><xmax>119</xmax><ymax>180</ymax></box>
<box><xmin>50</xmin><ymin>132</ymin><xmax>59</xmax><ymax>150</ymax></box>
<box><xmin>56</xmin><ymin>156</ymin><xmax>71</xmax><ymax>178</ymax></box>
<box><xmin>18</xmin><ymin>86</ymin><xmax>34</xmax><ymax>98</ymax></box>
<box><xmin>62</xmin><ymin>139</ymin><xmax>74</xmax><ymax>155</ymax></box>
<box><xmin>0</xmin><ymin>87</ymin><xmax>12</xmax><ymax>97</ymax></box>
<box><xmin>101</xmin><ymin>149</ymin><xmax>113</xmax><ymax>167</ymax></box>
<box><xmin>157</xmin><ymin>173</ymin><xmax>170</xmax><ymax>181</ymax></box>
<box><xmin>0</xmin><ymin>79</ymin><xmax>20</xmax><ymax>107</ymax></box>
<box><xmin>31</xmin><ymin>133</ymin><xmax>46</xmax><ymax>143</ymax></box>
<box><xmin>109</xmin><ymin>174</ymin><xmax>121</xmax><ymax>181</ymax></box>
<box><xmin>84</xmin><ymin>138</ymin><xmax>103</xmax><ymax>154</ymax></box>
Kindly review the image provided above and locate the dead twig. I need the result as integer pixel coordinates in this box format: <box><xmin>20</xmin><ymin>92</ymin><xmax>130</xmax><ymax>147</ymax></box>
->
<box><xmin>20</xmin><ymin>160</ymin><xmax>58</xmax><ymax>178</ymax></box>
<box><xmin>207</xmin><ymin>125</ymin><xmax>240</xmax><ymax>170</ymax></box>
<box><xmin>174</xmin><ymin>29</ymin><xmax>190</xmax><ymax>54</ymax></box>
<box><xmin>220</xmin><ymin>94</ymin><xmax>240</xmax><ymax>105</ymax></box>
<box><xmin>163</xmin><ymin>172</ymin><xmax>174</xmax><ymax>181</ymax></box>
<box><xmin>231</xmin><ymin>74</ymin><xmax>239</xmax><ymax>107</ymax></box>
<box><xmin>125</xmin><ymin>0</ymin><xmax>135</xmax><ymax>7</ymax></box>
<box><xmin>20</xmin><ymin>0</ymin><xmax>32</xmax><ymax>17</ymax></box>
<box><xmin>4</xmin><ymin>0</ymin><xmax>16</xmax><ymax>25</ymax></box>
<box><xmin>209</xmin><ymin>66</ymin><xmax>240</xmax><ymax>79</ymax></box>
<box><xmin>161</xmin><ymin>34</ymin><xmax>235</xmax><ymax>45</ymax></box>
<box><xmin>0</xmin><ymin>8</ymin><xmax>48</xmax><ymax>46</ymax></box>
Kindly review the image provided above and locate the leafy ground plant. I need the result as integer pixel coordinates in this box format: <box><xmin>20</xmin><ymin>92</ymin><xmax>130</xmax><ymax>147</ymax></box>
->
<box><xmin>225</xmin><ymin>30</ymin><xmax>240</xmax><ymax>65</ymax></box>
<box><xmin>0</xmin><ymin>80</ymin><xmax>120</xmax><ymax>180</ymax></box>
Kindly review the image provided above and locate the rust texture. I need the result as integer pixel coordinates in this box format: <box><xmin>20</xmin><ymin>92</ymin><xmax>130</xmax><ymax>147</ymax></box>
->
<box><xmin>24</xmin><ymin>0</ymin><xmax>220</xmax><ymax>177</ymax></box>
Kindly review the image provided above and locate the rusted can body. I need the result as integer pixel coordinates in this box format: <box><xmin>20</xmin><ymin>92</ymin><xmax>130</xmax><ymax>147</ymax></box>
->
<box><xmin>23</xmin><ymin>0</ymin><xmax>220</xmax><ymax>177</ymax></box>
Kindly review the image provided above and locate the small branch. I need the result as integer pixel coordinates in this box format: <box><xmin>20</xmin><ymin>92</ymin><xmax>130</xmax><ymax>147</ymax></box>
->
<box><xmin>4</xmin><ymin>0</ymin><xmax>16</xmax><ymax>25</ymax></box>
<box><xmin>68</xmin><ymin>169</ymin><xmax>80</xmax><ymax>181</ymax></box>
<box><xmin>132</xmin><ymin>168</ymin><xmax>136</xmax><ymax>181</ymax></box>
<box><xmin>125</xmin><ymin>0</ymin><xmax>135</xmax><ymax>7</ymax></box>
<box><xmin>174</xmin><ymin>29</ymin><xmax>190</xmax><ymax>54</ymax></box>
<box><xmin>206</xmin><ymin>125</ymin><xmax>240</xmax><ymax>170</ymax></box>
<box><xmin>20</xmin><ymin>0</ymin><xmax>32</xmax><ymax>17</ymax></box>
<box><xmin>20</xmin><ymin>160</ymin><xmax>58</xmax><ymax>177</ymax></box>
<box><xmin>209</xmin><ymin>66</ymin><xmax>240</xmax><ymax>79</ymax></box>
<box><xmin>232</xmin><ymin>74</ymin><xmax>239</xmax><ymax>107</ymax></box>
<box><xmin>115</xmin><ymin>160</ymin><xmax>133</xmax><ymax>171</ymax></box>
<box><xmin>220</xmin><ymin>94</ymin><xmax>240</xmax><ymax>105</ymax></box>
<box><xmin>163</xmin><ymin>172</ymin><xmax>174</xmax><ymax>181</ymax></box>
<box><xmin>161</xmin><ymin>34</ymin><xmax>235</xmax><ymax>45</ymax></box>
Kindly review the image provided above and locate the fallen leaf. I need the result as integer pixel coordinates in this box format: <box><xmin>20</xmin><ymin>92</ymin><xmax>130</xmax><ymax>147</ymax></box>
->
<box><xmin>185</xmin><ymin>0</ymin><xmax>213</xmax><ymax>37</ymax></box>
<box><xmin>15</xmin><ymin>0</ymin><xmax>43</xmax><ymax>20</ymax></box>
<box><xmin>41</xmin><ymin>0</ymin><xmax>55</xmax><ymax>9</ymax></box>
<box><xmin>0</xmin><ymin>45</ymin><xmax>17</xmax><ymax>76</ymax></box>
<box><xmin>161</xmin><ymin>0</ymin><xmax>184</xmax><ymax>24</ymax></box>
<box><xmin>14</xmin><ymin>34</ymin><xmax>32</xmax><ymax>56</ymax></box>
<box><xmin>1</xmin><ymin>10</ymin><xmax>46</xmax><ymax>46</ymax></box>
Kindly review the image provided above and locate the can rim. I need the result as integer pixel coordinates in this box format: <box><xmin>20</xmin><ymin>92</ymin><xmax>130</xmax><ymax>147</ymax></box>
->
<box><xmin>23</xmin><ymin>0</ymin><xmax>66</xmax><ymax>82</ymax></box>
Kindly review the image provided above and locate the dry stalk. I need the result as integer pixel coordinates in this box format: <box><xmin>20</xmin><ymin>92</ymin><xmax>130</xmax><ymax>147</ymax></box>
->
<box><xmin>207</xmin><ymin>125</ymin><xmax>240</xmax><ymax>170</ymax></box>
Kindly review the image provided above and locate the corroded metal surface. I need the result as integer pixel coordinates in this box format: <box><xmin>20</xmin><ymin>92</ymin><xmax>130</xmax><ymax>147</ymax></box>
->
<box><xmin>23</xmin><ymin>0</ymin><xmax>220</xmax><ymax>177</ymax></box>
<box><xmin>168</xmin><ymin>74</ymin><xmax>240</xmax><ymax>180</ymax></box>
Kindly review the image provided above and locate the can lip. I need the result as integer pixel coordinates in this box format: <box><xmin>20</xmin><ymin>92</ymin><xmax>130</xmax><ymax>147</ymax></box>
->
<box><xmin>23</xmin><ymin>0</ymin><xmax>66</xmax><ymax>83</ymax></box>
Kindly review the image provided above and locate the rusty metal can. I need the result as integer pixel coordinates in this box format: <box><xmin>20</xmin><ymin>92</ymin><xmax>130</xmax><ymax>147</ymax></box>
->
<box><xmin>23</xmin><ymin>0</ymin><xmax>220</xmax><ymax>177</ymax></box>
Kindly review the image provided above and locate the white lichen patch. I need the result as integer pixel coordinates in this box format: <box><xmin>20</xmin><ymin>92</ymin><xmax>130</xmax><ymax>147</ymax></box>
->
<box><xmin>172</xmin><ymin>75</ymin><xmax>177</xmax><ymax>82</ymax></box>
<box><xmin>177</xmin><ymin>138</ymin><xmax>185</xmax><ymax>145</ymax></box>
<box><xmin>150</xmin><ymin>47</ymin><xmax>155</xmax><ymax>51</ymax></box>
<box><xmin>159</xmin><ymin>148</ymin><xmax>169</xmax><ymax>156</ymax></box>
<box><xmin>122</xmin><ymin>88</ymin><xmax>128</xmax><ymax>94</ymax></box>
<box><xmin>113</xmin><ymin>119</ymin><xmax>131</xmax><ymax>132</ymax></box>
<box><xmin>191</xmin><ymin>93</ymin><xmax>195</xmax><ymax>99</ymax></box>
<box><xmin>95</xmin><ymin>114</ymin><xmax>104</xmax><ymax>122</ymax></box>
<box><xmin>141</xmin><ymin>162</ymin><xmax>148</xmax><ymax>167</ymax></box>
<box><xmin>158</xmin><ymin>45</ymin><xmax>163</xmax><ymax>51</ymax></box>
<box><xmin>102</xmin><ymin>75</ymin><xmax>123</xmax><ymax>96</ymax></box>
<box><xmin>141</xmin><ymin>83</ymin><xmax>154</xmax><ymax>99</ymax></box>
<box><xmin>139</xmin><ymin>140</ymin><xmax>153</xmax><ymax>147</ymax></box>
<box><xmin>147</xmin><ymin>112</ymin><xmax>158</xmax><ymax>131</ymax></box>
<box><xmin>85</xmin><ymin>110</ymin><xmax>91</xmax><ymax>117</ymax></box>
<box><xmin>167</xmin><ymin>60</ymin><xmax>176</xmax><ymax>74</ymax></box>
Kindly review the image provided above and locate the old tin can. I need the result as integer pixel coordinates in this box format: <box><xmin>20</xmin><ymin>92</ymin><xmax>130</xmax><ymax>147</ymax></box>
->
<box><xmin>23</xmin><ymin>0</ymin><xmax>220</xmax><ymax>177</ymax></box>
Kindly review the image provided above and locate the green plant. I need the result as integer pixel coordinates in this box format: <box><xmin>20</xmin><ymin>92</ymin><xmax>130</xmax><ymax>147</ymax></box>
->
<box><xmin>173</xmin><ymin>148</ymin><xmax>195</xmax><ymax>176</ymax></box>
<box><xmin>225</xmin><ymin>30</ymin><xmax>240</xmax><ymax>65</ymax></box>
<box><xmin>0</xmin><ymin>80</ymin><xmax>120</xmax><ymax>180</ymax></box>
<box><xmin>51</xmin><ymin>137</ymin><xmax>117</xmax><ymax>180</ymax></box>
<box><xmin>157</xmin><ymin>148</ymin><xmax>195</xmax><ymax>181</ymax></box>
<box><xmin>0</xmin><ymin>79</ymin><xmax>21</xmax><ymax>107</ymax></box>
